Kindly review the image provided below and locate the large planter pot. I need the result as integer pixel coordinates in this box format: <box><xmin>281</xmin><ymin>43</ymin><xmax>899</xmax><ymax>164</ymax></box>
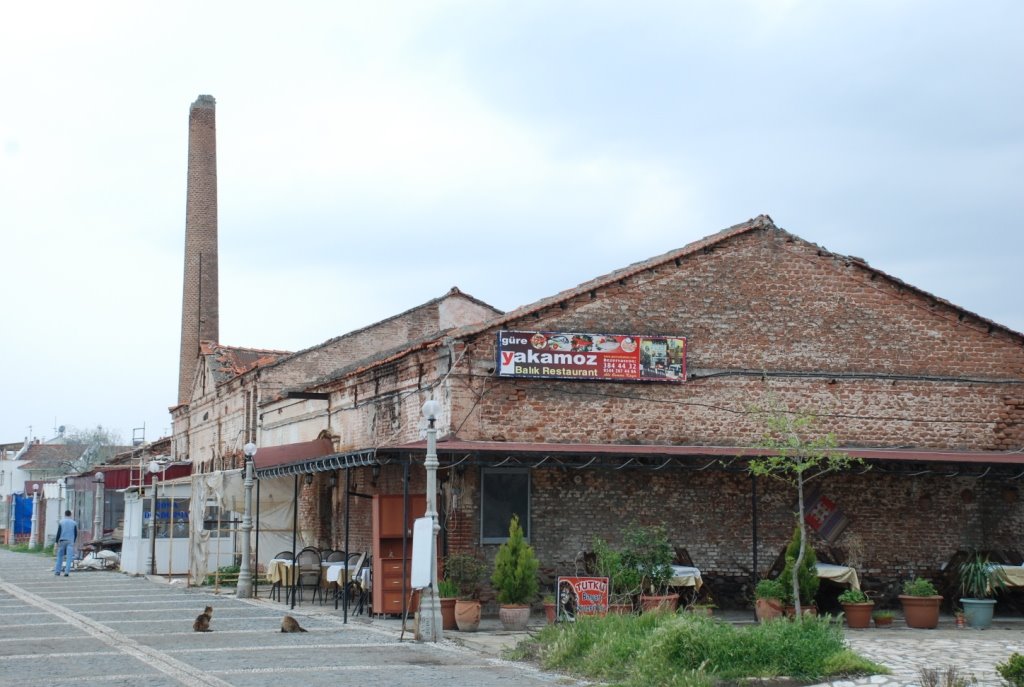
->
<box><xmin>454</xmin><ymin>599</ymin><xmax>482</xmax><ymax>632</ymax></box>
<box><xmin>899</xmin><ymin>595</ymin><xmax>942</xmax><ymax>629</ymax></box>
<box><xmin>639</xmin><ymin>593</ymin><xmax>679</xmax><ymax>613</ymax></box>
<box><xmin>960</xmin><ymin>598</ymin><xmax>997</xmax><ymax>629</ymax></box>
<box><xmin>543</xmin><ymin>602</ymin><xmax>556</xmax><ymax>624</ymax></box>
<box><xmin>608</xmin><ymin>601</ymin><xmax>634</xmax><ymax>615</ymax></box>
<box><xmin>755</xmin><ymin>597</ymin><xmax>784</xmax><ymax>623</ymax></box>
<box><xmin>499</xmin><ymin>604</ymin><xmax>531</xmax><ymax>631</ymax></box>
<box><xmin>842</xmin><ymin>602</ymin><xmax>874</xmax><ymax>629</ymax></box>
<box><xmin>784</xmin><ymin>604</ymin><xmax>818</xmax><ymax>618</ymax></box>
<box><xmin>440</xmin><ymin>597</ymin><xmax>457</xmax><ymax>631</ymax></box>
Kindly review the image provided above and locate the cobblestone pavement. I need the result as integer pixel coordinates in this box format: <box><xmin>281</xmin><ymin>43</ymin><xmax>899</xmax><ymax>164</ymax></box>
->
<box><xmin>3</xmin><ymin>549</ymin><xmax>1022</xmax><ymax>686</ymax></box>
<box><xmin>808</xmin><ymin>622</ymin><xmax>1024</xmax><ymax>687</ymax></box>
<box><xmin>0</xmin><ymin>549</ymin><xmax>588</xmax><ymax>687</ymax></box>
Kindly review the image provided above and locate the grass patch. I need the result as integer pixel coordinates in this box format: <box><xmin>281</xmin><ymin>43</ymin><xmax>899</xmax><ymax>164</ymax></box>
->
<box><xmin>202</xmin><ymin>564</ymin><xmax>240</xmax><ymax>586</ymax></box>
<box><xmin>515</xmin><ymin>612</ymin><xmax>887</xmax><ymax>686</ymax></box>
<box><xmin>0</xmin><ymin>543</ymin><xmax>54</xmax><ymax>556</ymax></box>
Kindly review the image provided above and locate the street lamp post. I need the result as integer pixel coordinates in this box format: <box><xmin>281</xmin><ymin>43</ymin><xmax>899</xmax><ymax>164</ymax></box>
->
<box><xmin>29</xmin><ymin>484</ymin><xmax>40</xmax><ymax>549</ymax></box>
<box><xmin>420</xmin><ymin>399</ymin><xmax>443</xmax><ymax>642</ymax></box>
<box><xmin>92</xmin><ymin>472</ymin><xmax>105</xmax><ymax>542</ymax></box>
<box><xmin>236</xmin><ymin>443</ymin><xmax>257</xmax><ymax>599</ymax></box>
<box><xmin>146</xmin><ymin>460</ymin><xmax>163</xmax><ymax>576</ymax></box>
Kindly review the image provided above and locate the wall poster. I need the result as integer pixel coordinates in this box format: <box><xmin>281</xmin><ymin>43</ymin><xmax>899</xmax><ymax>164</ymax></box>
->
<box><xmin>497</xmin><ymin>330</ymin><xmax>686</xmax><ymax>382</ymax></box>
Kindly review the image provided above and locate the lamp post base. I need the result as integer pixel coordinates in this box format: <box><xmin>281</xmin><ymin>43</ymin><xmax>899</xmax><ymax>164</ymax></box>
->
<box><xmin>418</xmin><ymin>590</ymin><xmax>443</xmax><ymax>642</ymax></box>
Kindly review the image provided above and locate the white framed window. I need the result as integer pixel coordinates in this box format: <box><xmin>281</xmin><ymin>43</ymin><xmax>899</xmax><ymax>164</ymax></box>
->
<box><xmin>480</xmin><ymin>467</ymin><xmax>530</xmax><ymax>544</ymax></box>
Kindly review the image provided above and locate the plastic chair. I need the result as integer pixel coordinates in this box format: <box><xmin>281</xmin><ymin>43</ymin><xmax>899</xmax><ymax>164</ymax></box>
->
<box><xmin>295</xmin><ymin>547</ymin><xmax>323</xmax><ymax>604</ymax></box>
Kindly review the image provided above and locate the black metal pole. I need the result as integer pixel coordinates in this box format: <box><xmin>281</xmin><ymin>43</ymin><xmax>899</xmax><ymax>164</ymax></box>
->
<box><xmin>290</xmin><ymin>474</ymin><xmax>298</xmax><ymax>610</ymax></box>
<box><xmin>254</xmin><ymin>477</ymin><xmax>261</xmax><ymax>598</ymax></box>
<box><xmin>401</xmin><ymin>458</ymin><xmax>409</xmax><ymax>620</ymax></box>
<box><xmin>342</xmin><ymin>467</ymin><xmax>351</xmax><ymax>620</ymax></box>
<box><xmin>751</xmin><ymin>473</ymin><xmax>759</xmax><ymax>621</ymax></box>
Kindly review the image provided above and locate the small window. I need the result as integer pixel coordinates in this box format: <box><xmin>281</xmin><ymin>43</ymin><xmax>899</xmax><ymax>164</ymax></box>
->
<box><xmin>480</xmin><ymin>468</ymin><xmax>530</xmax><ymax>544</ymax></box>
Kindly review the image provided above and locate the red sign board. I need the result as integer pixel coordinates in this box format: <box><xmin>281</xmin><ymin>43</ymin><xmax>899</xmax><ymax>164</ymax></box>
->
<box><xmin>556</xmin><ymin>576</ymin><xmax>609</xmax><ymax>620</ymax></box>
<box><xmin>497</xmin><ymin>330</ymin><xmax>686</xmax><ymax>382</ymax></box>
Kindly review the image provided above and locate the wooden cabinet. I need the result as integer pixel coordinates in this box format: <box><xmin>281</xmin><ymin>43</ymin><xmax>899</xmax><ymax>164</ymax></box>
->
<box><xmin>371</xmin><ymin>494</ymin><xmax>425</xmax><ymax>616</ymax></box>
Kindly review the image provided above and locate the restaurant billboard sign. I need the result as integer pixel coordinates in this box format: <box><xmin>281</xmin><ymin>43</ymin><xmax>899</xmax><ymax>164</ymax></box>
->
<box><xmin>497</xmin><ymin>330</ymin><xmax>686</xmax><ymax>383</ymax></box>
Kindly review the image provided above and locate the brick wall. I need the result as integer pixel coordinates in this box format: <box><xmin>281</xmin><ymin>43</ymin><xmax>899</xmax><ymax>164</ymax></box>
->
<box><xmin>429</xmin><ymin>225</ymin><xmax>1024</xmax><ymax>606</ymax></box>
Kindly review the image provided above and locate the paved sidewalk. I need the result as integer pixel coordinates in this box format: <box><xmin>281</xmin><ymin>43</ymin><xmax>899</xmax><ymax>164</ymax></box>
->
<box><xmin>5</xmin><ymin>549</ymin><xmax>1023</xmax><ymax>686</ymax></box>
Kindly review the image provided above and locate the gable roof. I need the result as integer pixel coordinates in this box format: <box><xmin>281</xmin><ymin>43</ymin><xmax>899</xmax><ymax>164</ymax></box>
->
<box><xmin>295</xmin><ymin>215</ymin><xmax>1024</xmax><ymax>390</ymax></box>
<box><xmin>199</xmin><ymin>341</ymin><xmax>291</xmax><ymax>386</ymax></box>
<box><xmin>17</xmin><ymin>443</ymin><xmax>85</xmax><ymax>472</ymax></box>
<box><xmin>449</xmin><ymin>214</ymin><xmax>1024</xmax><ymax>342</ymax></box>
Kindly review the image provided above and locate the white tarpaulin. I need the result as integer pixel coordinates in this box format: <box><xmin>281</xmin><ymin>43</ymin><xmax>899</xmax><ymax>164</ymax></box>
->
<box><xmin>189</xmin><ymin>470</ymin><xmax>312</xmax><ymax>585</ymax></box>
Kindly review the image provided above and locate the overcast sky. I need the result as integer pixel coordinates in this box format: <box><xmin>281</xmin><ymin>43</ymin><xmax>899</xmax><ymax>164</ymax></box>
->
<box><xmin>1</xmin><ymin>1</ymin><xmax>1021</xmax><ymax>447</ymax></box>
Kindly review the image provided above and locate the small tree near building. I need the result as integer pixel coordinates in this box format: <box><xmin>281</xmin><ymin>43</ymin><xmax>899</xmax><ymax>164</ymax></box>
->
<box><xmin>747</xmin><ymin>400</ymin><xmax>863</xmax><ymax>617</ymax></box>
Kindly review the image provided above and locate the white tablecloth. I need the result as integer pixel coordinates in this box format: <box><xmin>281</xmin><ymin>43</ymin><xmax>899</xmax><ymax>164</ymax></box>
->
<box><xmin>816</xmin><ymin>563</ymin><xmax>860</xmax><ymax>590</ymax></box>
<box><xmin>669</xmin><ymin>565</ymin><xmax>703</xmax><ymax>591</ymax></box>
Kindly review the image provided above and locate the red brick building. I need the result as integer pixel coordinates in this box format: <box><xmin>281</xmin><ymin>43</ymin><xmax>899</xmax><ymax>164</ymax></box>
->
<box><xmin>255</xmin><ymin>215</ymin><xmax>1024</xmax><ymax>610</ymax></box>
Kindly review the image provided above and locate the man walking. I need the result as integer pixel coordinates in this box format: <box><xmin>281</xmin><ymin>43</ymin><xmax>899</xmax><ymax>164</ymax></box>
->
<box><xmin>54</xmin><ymin>510</ymin><xmax>78</xmax><ymax>577</ymax></box>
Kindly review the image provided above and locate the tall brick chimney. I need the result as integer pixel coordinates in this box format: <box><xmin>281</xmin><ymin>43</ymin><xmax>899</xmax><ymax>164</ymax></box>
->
<box><xmin>178</xmin><ymin>94</ymin><xmax>219</xmax><ymax>405</ymax></box>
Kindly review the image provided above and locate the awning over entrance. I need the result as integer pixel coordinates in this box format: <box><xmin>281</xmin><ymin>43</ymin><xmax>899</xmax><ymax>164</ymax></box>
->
<box><xmin>250</xmin><ymin>436</ymin><xmax>1024</xmax><ymax>479</ymax></box>
<box><xmin>252</xmin><ymin>438</ymin><xmax>378</xmax><ymax>479</ymax></box>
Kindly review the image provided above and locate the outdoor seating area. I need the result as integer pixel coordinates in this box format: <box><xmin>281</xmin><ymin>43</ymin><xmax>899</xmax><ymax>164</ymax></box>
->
<box><xmin>263</xmin><ymin>547</ymin><xmax>371</xmax><ymax>612</ymax></box>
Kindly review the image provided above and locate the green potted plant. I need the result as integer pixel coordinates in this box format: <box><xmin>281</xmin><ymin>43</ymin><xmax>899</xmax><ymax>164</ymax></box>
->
<box><xmin>838</xmin><ymin>587</ymin><xmax>873</xmax><ymax>629</ymax></box>
<box><xmin>686</xmin><ymin>590</ymin><xmax>716</xmax><ymax>617</ymax></box>
<box><xmin>444</xmin><ymin>551</ymin><xmax>487</xmax><ymax>632</ymax></box>
<box><xmin>871</xmin><ymin>609</ymin><xmax>895</xmax><ymax>627</ymax></box>
<box><xmin>898</xmin><ymin>577</ymin><xmax>942</xmax><ymax>629</ymax></box>
<box><xmin>958</xmin><ymin>552</ymin><xmax>1007</xmax><ymax>629</ymax></box>
<box><xmin>542</xmin><ymin>593</ymin><xmax>556</xmax><ymax>624</ymax></box>
<box><xmin>437</xmin><ymin>578</ymin><xmax>459</xmax><ymax>631</ymax></box>
<box><xmin>779</xmin><ymin>525</ymin><xmax>819</xmax><ymax>617</ymax></box>
<box><xmin>754</xmin><ymin>578</ymin><xmax>786</xmax><ymax>623</ymax></box>
<box><xmin>491</xmin><ymin>515</ymin><xmax>540</xmax><ymax>630</ymax></box>
<box><xmin>621</xmin><ymin>523</ymin><xmax>677</xmax><ymax>612</ymax></box>
<box><xmin>593</xmin><ymin>537</ymin><xmax>641</xmax><ymax>613</ymax></box>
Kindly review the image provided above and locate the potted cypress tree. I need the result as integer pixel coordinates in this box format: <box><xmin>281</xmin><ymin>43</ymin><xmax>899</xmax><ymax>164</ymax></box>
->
<box><xmin>779</xmin><ymin>525</ymin><xmax>819</xmax><ymax>617</ymax></box>
<box><xmin>958</xmin><ymin>553</ymin><xmax>1007</xmax><ymax>629</ymax></box>
<box><xmin>491</xmin><ymin>515</ymin><xmax>540</xmax><ymax>630</ymax></box>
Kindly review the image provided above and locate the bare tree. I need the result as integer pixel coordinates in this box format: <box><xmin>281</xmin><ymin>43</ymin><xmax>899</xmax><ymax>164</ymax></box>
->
<box><xmin>747</xmin><ymin>400</ymin><xmax>863</xmax><ymax>617</ymax></box>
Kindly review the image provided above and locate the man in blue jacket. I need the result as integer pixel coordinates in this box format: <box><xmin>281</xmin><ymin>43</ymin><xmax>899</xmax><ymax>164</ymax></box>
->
<box><xmin>54</xmin><ymin>510</ymin><xmax>78</xmax><ymax>577</ymax></box>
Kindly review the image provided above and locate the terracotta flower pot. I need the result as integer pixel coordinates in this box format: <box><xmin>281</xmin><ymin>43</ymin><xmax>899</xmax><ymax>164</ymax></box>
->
<box><xmin>608</xmin><ymin>602</ymin><xmax>634</xmax><ymax>615</ymax></box>
<box><xmin>454</xmin><ymin>599</ymin><xmax>481</xmax><ymax>632</ymax></box>
<box><xmin>639</xmin><ymin>593</ymin><xmax>679</xmax><ymax>613</ymax></box>
<box><xmin>784</xmin><ymin>604</ymin><xmax>818</xmax><ymax>618</ymax></box>
<box><xmin>543</xmin><ymin>602</ymin><xmax>556</xmax><ymax>624</ymax></box>
<box><xmin>755</xmin><ymin>597</ymin><xmax>784</xmax><ymax>623</ymax></box>
<box><xmin>899</xmin><ymin>595</ymin><xmax>942</xmax><ymax>629</ymax></box>
<box><xmin>842</xmin><ymin>602</ymin><xmax>874</xmax><ymax>629</ymax></box>
<box><xmin>440</xmin><ymin>597</ymin><xmax>457</xmax><ymax>631</ymax></box>
<box><xmin>873</xmin><ymin>614</ymin><xmax>893</xmax><ymax>628</ymax></box>
<box><xmin>499</xmin><ymin>604</ymin><xmax>531</xmax><ymax>630</ymax></box>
